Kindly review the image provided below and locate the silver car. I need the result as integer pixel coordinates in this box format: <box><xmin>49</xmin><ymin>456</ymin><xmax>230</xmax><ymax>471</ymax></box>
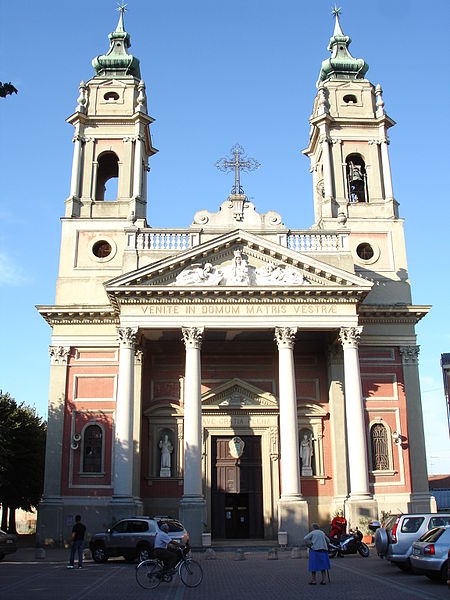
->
<box><xmin>410</xmin><ymin>525</ymin><xmax>450</xmax><ymax>583</ymax></box>
<box><xmin>89</xmin><ymin>516</ymin><xmax>188</xmax><ymax>563</ymax></box>
<box><xmin>375</xmin><ymin>513</ymin><xmax>450</xmax><ymax>570</ymax></box>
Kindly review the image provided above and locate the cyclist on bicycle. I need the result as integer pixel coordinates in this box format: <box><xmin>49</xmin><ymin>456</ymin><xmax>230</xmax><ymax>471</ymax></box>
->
<box><xmin>154</xmin><ymin>523</ymin><xmax>184</xmax><ymax>574</ymax></box>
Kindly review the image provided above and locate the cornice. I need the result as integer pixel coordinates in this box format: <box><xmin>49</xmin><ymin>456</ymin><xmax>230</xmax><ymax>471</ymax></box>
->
<box><xmin>37</xmin><ymin>305</ymin><xmax>118</xmax><ymax>326</ymax></box>
<box><xmin>358</xmin><ymin>304</ymin><xmax>430</xmax><ymax>325</ymax></box>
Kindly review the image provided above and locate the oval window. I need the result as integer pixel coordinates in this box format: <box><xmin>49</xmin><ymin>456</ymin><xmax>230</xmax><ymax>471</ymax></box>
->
<box><xmin>92</xmin><ymin>240</ymin><xmax>112</xmax><ymax>258</ymax></box>
<box><xmin>356</xmin><ymin>243</ymin><xmax>374</xmax><ymax>261</ymax></box>
<box><xmin>104</xmin><ymin>91</ymin><xmax>119</xmax><ymax>101</ymax></box>
<box><xmin>343</xmin><ymin>94</ymin><xmax>357</xmax><ymax>104</ymax></box>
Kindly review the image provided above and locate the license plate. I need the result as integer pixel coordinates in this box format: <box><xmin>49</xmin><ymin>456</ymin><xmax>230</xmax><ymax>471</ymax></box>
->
<box><xmin>413</xmin><ymin>548</ymin><xmax>420</xmax><ymax>555</ymax></box>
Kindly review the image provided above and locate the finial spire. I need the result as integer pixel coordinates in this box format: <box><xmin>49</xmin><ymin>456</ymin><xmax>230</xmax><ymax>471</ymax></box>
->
<box><xmin>316</xmin><ymin>8</ymin><xmax>368</xmax><ymax>87</ymax></box>
<box><xmin>92</xmin><ymin>4</ymin><xmax>141</xmax><ymax>78</ymax></box>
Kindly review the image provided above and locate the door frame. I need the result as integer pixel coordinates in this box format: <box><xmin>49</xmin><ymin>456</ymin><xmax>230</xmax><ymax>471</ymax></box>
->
<box><xmin>202</xmin><ymin>415</ymin><xmax>279</xmax><ymax>540</ymax></box>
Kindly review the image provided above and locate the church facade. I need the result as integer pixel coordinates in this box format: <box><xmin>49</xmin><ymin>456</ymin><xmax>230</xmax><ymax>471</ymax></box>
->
<box><xmin>37</xmin><ymin>11</ymin><xmax>433</xmax><ymax>547</ymax></box>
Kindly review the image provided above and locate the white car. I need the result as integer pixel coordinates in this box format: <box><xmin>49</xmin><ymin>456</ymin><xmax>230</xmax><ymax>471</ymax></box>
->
<box><xmin>410</xmin><ymin>525</ymin><xmax>450</xmax><ymax>583</ymax></box>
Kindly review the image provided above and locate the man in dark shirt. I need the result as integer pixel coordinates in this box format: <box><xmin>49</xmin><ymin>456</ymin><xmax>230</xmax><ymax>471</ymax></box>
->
<box><xmin>67</xmin><ymin>515</ymin><xmax>86</xmax><ymax>569</ymax></box>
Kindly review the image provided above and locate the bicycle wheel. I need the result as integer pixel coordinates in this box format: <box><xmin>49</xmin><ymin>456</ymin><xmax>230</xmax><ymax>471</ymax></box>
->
<box><xmin>179</xmin><ymin>559</ymin><xmax>203</xmax><ymax>588</ymax></box>
<box><xmin>136</xmin><ymin>559</ymin><xmax>162</xmax><ymax>589</ymax></box>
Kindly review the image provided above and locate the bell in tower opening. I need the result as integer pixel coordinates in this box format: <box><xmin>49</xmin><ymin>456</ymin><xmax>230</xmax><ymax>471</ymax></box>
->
<box><xmin>346</xmin><ymin>154</ymin><xmax>367</xmax><ymax>203</ymax></box>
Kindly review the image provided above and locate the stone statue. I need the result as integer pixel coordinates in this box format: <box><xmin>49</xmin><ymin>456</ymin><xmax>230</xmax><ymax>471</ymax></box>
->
<box><xmin>300</xmin><ymin>433</ymin><xmax>314</xmax><ymax>476</ymax></box>
<box><xmin>228</xmin><ymin>250</ymin><xmax>250</xmax><ymax>285</ymax></box>
<box><xmin>159</xmin><ymin>434</ymin><xmax>173</xmax><ymax>477</ymax></box>
<box><xmin>175</xmin><ymin>262</ymin><xmax>223</xmax><ymax>285</ymax></box>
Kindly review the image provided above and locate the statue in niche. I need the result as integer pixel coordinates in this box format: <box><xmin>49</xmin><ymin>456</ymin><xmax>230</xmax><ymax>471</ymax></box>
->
<box><xmin>159</xmin><ymin>434</ymin><xmax>173</xmax><ymax>477</ymax></box>
<box><xmin>300</xmin><ymin>432</ymin><xmax>314</xmax><ymax>476</ymax></box>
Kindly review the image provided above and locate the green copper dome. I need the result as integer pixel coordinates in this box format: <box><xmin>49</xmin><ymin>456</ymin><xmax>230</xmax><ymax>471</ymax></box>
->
<box><xmin>316</xmin><ymin>11</ymin><xmax>368</xmax><ymax>87</ymax></box>
<box><xmin>92</xmin><ymin>8</ymin><xmax>141</xmax><ymax>78</ymax></box>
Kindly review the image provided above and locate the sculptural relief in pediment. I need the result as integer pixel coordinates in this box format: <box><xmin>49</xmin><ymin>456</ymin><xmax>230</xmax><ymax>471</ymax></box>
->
<box><xmin>174</xmin><ymin>249</ymin><xmax>310</xmax><ymax>287</ymax></box>
<box><xmin>202</xmin><ymin>380</ymin><xmax>278</xmax><ymax>409</ymax></box>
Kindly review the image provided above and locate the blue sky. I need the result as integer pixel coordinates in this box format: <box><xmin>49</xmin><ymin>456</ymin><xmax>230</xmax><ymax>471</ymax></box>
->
<box><xmin>1</xmin><ymin>0</ymin><xmax>449</xmax><ymax>474</ymax></box>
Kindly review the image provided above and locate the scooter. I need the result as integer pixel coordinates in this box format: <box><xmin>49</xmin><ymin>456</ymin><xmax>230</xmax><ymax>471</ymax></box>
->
<box><xmin>328</xmin><ymin>528</ymin><xmax>370</xmax><ymax>558</ymax></box>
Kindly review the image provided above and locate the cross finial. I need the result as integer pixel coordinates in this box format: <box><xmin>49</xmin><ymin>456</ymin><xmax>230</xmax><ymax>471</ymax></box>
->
<box><xmin>215</xmin><ymin>144</ymin><xmax>260</xmax><ymax>195</ymax></box>
<box><xmin>117</xmin><ymin>1</ymin><xmax>128</xmax><ymax>15</ymax></box>
<box><xmin>331</xmin><ymin>5</ymin><xmax>341</xmax><ymax>17</ymax></box>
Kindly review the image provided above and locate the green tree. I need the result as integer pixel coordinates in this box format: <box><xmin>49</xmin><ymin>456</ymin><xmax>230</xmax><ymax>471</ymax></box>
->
<box><xmin>0</xmin><ymin>391</ymin><xmax>46</xmax><ymax>534</ymax></box>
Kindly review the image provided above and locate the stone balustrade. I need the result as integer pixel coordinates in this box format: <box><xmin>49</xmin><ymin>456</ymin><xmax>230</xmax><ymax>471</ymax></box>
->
<box><xmin>127</xmin><ymin>229</ymin><xmax>349</xmax><ymax>253</ymax></box>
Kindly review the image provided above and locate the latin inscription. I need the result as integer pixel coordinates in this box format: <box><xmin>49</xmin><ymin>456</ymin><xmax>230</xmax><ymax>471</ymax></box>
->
<box><xmin>140</xmin><ymin>304</ymin><xmax>340</xmax><ymax>316</ymax></box>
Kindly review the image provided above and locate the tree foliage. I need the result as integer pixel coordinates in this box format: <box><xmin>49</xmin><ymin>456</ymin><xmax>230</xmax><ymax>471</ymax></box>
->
<box><xmin>0</xmin><ymin>391</ymin><xmax>46</xmax><ymax>532</ymax></box>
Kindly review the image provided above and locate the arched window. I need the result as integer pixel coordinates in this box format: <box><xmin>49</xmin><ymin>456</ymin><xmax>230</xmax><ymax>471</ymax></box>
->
<box><xmin>346</xmin><ymin>153</ymin><xmax>368</xmax><ymax>203</ymax></box>
<box><xmin>83</xmin><ymin>424</ymin><xmax>103</xmax><ymax>473</ymax></box>
<box><xmin>95</xmin><ymin>152</ymin><xmax>119</xmax><ymax>201</ymax></box>
<box><xmin>370</xmin><ymin>423</ymin><xmax>389</xmax><ymax>471</ymax></box>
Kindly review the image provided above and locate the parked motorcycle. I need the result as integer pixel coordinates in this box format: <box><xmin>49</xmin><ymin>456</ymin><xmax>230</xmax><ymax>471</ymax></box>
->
<box><xmin>328</xmin><ymin>528</ymin><xmax>370</xmax><ymax>558</ymax></box>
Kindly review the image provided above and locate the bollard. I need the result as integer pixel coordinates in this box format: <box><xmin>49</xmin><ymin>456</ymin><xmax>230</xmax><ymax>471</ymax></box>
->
<box><xmin>35</xmin><ymin>547</ymin><xmax>46</xmax><ymax>559</ymax></box>
<box><xmin>291</xmin><ymin>546</ymin><xmax>302</xmax><ymax>559</ymax></box>
<box><xmin>234</xmin><ymin>548</ymin><xmax>245</xmax><ymax>561</ymax></box>
<box><xmin>205</xmin><ymin>548</ymin><xmax>216</xmax><ymax>560</ymax></box>
<box><xmin>267</xmin><ymin>548</ymin><xmax>278</xmax><ymax>560</ymax></box>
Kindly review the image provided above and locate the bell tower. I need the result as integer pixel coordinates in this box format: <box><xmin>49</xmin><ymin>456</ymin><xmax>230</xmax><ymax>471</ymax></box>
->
<box><xmin>65</xmin><ymin>6</ymin><xmax>156</xmax><ymax>222</ymax></box>
<box><xmin>303</xmin><ymin>10</ymin><xmax>410</xmax><ymax>303</ymax></box>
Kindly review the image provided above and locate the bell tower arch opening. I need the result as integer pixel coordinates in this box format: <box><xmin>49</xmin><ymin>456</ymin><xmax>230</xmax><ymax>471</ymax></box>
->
<box><xmin>346</xmin><ymin>153</ymin><xmax>367</xmax><ymax>203</ymax></box>
<box><xmin>95</xmin><ymin>151</ymin><xmax>119</xmax><ymax>201</ymax></box>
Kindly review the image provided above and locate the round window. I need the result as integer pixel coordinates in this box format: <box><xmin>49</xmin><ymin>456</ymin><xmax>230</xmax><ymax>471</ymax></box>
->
<box><xmin>356</xmin><ymin>243</ymin><xmax>374</xmax><ymax>261</ymax></box>
<box><xmin>92</xmin><ymin>240</ymin><xmax>112</xmax><ymax>258</ymax></box>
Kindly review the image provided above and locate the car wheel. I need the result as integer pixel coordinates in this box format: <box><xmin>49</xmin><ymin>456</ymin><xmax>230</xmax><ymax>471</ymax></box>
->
<box><xmin>441</xmin><ymin>561</ymin><xmax>448</xmax><ymax>583</ymax></box>
<box><xmin>92</xmin><ymin>546</ymin><xmax>108</xmax><ymax>563</ymax></box>
<box><xmin>374</xmin><ymin>528</ymin><xmax>388</xmax><ymax>556</ymax></box>
<box><xmin>138</xmin><ymin>546</ymin><xmax>151</xmax><ymax>562</ymax></box>
<box><xmin>425</xmin><ymin>571</ymin><xmax>441</xmax><ymax>581</ymax></box>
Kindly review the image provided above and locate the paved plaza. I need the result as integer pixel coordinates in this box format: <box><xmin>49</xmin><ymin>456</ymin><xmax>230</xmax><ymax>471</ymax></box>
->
<box><xmin>0</xmin><ymin>547</ymin><xmax>447</xmax><ymax>600</ymax></box>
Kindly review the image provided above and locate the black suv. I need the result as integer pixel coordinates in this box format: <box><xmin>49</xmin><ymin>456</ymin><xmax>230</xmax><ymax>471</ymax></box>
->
<box><xmin>89</xmin><ymin>516</ymin><xmax>188</xmax><ymax>563</ymax></box>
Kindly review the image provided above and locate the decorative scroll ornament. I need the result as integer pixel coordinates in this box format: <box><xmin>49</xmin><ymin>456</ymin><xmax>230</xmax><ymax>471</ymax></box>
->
<box><xmin>229</xmin><ymin>436</ymin><xmax>245</xmax><ymax>459</ymax></box>
<box><xmin>49</xmin><ymin>346</ymin><xmax>71</xmax><ymax>365</ymax></box>
<box><xmin>338</xmin><ymin>326</ymin><xmax>363</xmax><ymax>348</ymax></box>
<box><xmin>117</xmin><ymin>326</ymin><xmax>138</xmax><ymax>347</ymax></box>
<box><xmin>274</xmin><ymin>327</ymin><xmax>297</xmax><ymax>349</ymax></box>
<box><xmin>399</xmin><ymin>345</ymin><xmax>420</xmax><ymax>365</ymax></box>
<box><xmin>181</xmin><ymin>326</ymin><xmax>204</xmax><ymax>349</ymax></box>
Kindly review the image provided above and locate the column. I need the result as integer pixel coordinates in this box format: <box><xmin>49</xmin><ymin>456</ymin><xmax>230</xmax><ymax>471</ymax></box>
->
<box><xmin>399</xmin><ymin>346</ymin><xmax>432</xmax><ymax>511</ymax></box>
<box><xmin>327</xmin><ymin>345</ymin><xmax>349</xmax><ymax>510</ymax></box>
<box><xmin>113</xmin><ymin>327</ymin><xmax>138</xmax><ymax>499</ymax></box>
<box><xmin>339</xmin><ymin>327</ymin><xmax>370</xmax><ymax>498</ymax></box>
<box><xmin>275</xmin><ymin>327</ymin><xmax>302</xmax><ymax>499</ymax></box>
<box><xmin>274</xmin><ymin>327</ymin><xmax>309</xmax><ymax>545</ymax></box>
<box><xmin>70</xmin><ymin>133</ymin><xmax>83</xmax><ymax>199</ymax></box>
<box><xmin>179</xmin><ymin>327</ymin><xmax>206</xmax><ymax>546</ymax></box>
<box><xmin>36</xmin><ymin>346</ymin><xmax>71</xmax><ymax>547</ymax></box>
<box><xmin>380</xmin><ymin>137</ymin><xmax>394</xmax><ymax>200</ymax></box>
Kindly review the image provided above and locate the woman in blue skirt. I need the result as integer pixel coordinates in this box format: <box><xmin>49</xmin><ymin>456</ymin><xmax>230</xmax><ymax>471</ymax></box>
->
<box><xmin>304</xmin><ymin>523</ymin><xmax>331</xmax><ymax>585</ymax></box>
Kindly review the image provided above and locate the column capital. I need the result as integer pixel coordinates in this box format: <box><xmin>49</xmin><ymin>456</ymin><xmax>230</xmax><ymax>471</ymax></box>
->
<box><xmin>274</xmin><ymin>327</ymin><xmax>297</xmax><ymax>349</ymax></box>
<box><xmin>49</xmin><ymin>345</ymin><xmax>71</xmax><ymax>366</ymax></box>
<box><xmin>399</xmin><ymin>345</ymin><xmax>420</xmax><ymax>365</ymax></box>
<box><xmin>117</xmin><ymin>327</ymin><xmax>138</xmax><ymax>348</ymax></box>
<box><xmin>182</xmin><ymin>326</ymin><xmax>204</xmax><ymax>349</ymax></box>
<box><xmin>339</xmin><ymin>326</ymin><xmax>363</xmax><ymax>349</ymax></box>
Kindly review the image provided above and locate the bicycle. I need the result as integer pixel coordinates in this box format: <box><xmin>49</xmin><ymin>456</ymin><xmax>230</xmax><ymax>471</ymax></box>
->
<box><xmin>136</xmin><ymin>547</ymin><xmax>203</xmax><ymax>589</ymax></box>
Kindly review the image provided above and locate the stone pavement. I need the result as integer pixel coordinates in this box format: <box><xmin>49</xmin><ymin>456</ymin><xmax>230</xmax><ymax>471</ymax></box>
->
<box><xmin>0</xmin><ymin>547</ymin><xmax>448</xmax><ymax>600</ymax></box>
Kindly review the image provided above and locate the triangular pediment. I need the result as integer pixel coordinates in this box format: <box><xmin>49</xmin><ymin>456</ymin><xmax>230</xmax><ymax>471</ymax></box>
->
<box><xmin>106</xmin><ymin>229</ymin><xmax>372</xmax><ymax>297</ymax></box>
<box><xmin>201</xmin><ymin>378</ymin><xmax>278</xmax><ymax>409</ymax></box>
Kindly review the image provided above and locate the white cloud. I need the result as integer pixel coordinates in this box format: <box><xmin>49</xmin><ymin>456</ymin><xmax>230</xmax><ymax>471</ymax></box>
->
<box><xmin>0</xmin><ymin>251</ymin><xmax>29</xmax><ymax>286</ymax></box>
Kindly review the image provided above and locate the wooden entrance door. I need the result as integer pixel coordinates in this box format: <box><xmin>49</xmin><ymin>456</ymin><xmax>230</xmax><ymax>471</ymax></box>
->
<box><xmin>211</xmin><ymin>436</ymin><xmax>264</xmax><ymax>538</ymax></box>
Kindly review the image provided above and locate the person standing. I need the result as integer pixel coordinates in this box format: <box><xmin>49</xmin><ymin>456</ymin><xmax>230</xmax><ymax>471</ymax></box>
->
<box><xmin>304</xmin><ymin>523</ymin><xmax>331</xmax><ymax>585</ymax></box>
<box><xmin>67</xmin><ymin>514</ymin><xmax>86</xmax><ymax>569</ymax></box>
<box><xmin>330</xmin><ymin>509</ymin><xmax>347</xmax><ymax>540</ymax></box>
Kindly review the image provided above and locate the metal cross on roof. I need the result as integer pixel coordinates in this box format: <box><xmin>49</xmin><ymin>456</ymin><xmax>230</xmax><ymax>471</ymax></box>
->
<box><xmin>215</xmin><ymin>144</ymin><xmax>260</xmax><ymax>195</ymax></box>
